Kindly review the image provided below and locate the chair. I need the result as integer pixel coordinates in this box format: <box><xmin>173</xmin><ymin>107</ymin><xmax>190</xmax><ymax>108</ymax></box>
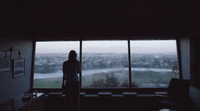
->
<box><xmin>155</xmin><ymin>78</ymin><xmax>190</xmax><ymax>110</ymax></box>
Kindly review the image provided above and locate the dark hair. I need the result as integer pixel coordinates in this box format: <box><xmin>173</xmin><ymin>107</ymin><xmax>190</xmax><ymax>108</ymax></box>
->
<box><xmin>68</xmin><ymin>50</ymin><xmax>77</xmax><ymax>60</ymax></box>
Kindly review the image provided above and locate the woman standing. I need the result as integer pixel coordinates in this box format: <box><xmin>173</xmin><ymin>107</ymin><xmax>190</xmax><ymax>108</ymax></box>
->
<box><xmin>62</xmin><ymin>50</ymin><xmax>80</xmax><ymax>111</ymax></box>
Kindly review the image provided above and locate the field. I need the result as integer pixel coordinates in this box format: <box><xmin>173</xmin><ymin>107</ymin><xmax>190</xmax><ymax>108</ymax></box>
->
<box><xmin>34</xmin><ymin>70</ymin><xmax>179</xmax><ymax>88</ymax></box>
<box><xmin>33</xmin><ymin>53</ymin><xmax>179</xmax><ymax>88</ymax></box>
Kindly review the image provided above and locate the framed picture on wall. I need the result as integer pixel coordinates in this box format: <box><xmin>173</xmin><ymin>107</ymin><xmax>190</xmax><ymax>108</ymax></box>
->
<box><xmin>13</xmin><ymin>59</ymin><xmax>25</xmax><ymax>78</ymax></box>
<box><xmin>0</xmin><ymin>51</ymin><xmax>11</xmax><ymax>72</ymax></box>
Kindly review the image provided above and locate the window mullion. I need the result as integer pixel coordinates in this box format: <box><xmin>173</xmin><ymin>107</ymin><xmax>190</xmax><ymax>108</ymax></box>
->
<box><xmin>128</xmin><ymin>39</ymin><xmax>132</xmax><ymax>89</ymax></box>
<box><xmin>80</xmin><ymin>40</ymin><xmax>82</xmax><ymax>89</ymax></box>
<box><xmin>176</xmin><ymin>38</ymin><xmax>182</xmax><ymax>79</ymax></box>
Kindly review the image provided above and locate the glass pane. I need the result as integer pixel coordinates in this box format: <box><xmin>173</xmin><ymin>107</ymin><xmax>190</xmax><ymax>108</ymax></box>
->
<box><xmin>82</xmin><ymin>40</ymin><xmax>129</xmax><ymax>88</ymax></box>
<box><xmin>33</xmin><ymin>41</ymin><xmax>80</xmax><ymax>88</ymax></box>
<box><xmin>130</xmin><ymin>40</ymin><xmax>179</xmax><ymax>88</ymax></box>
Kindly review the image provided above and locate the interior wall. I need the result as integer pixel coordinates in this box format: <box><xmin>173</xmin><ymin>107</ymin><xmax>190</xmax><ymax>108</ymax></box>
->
<box><xmin>189</xmin><ymin>37</ymin><xmax>200</xmax><ymax>111</ymax></box>
<box><xmin>0</xmin><ymin>13</ymin><xmax>34</xmax><ymax>104</ymax></box>
<box><xmin>0</xmin><ymin>38</ymin><xmax>33</xmax><ymax>104</ymax></box>
<box><xmin>179</xmin><ymin>37</ymin><xmax>200</xmax><ymax>111</ymax></box>
<box><xmin>183</xmin><ymin>6</ymin><xmax>200</xmax><ymax>109</ymax></box>
<box><xmin>179</xmin><ymin>37</ymin><xmax>190</xmax><ymax>79</ymax></box>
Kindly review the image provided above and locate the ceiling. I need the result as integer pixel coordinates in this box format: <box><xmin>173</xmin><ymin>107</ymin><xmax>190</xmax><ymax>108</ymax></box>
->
<box><xmin>1</xmin><ymin>0</ymin><xmax>199</xmax><ymax>38</ymax></box>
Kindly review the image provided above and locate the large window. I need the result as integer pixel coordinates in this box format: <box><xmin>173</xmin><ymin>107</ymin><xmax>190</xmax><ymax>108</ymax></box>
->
<box><xmin>82</xmin><ymin>40</ymin><xmax>129</xmax><ymax>88</ymax></box>
<box><xmin>33</xmin><ymin>41</ymin><xmax>79</xmax><ymax>88</ymax></box>
<box><xmin>33</xmin><ymin>39</ymin><xmax>179</xmax><ymax>89</ymax></box>
<box><xmin>130</xmin><ymin>40</ymin><xmax>179</xmax><ymax>88</ymax></box>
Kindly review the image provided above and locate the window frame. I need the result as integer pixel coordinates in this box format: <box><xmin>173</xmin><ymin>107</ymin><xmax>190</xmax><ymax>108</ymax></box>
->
<box><xmin>31</xmin><ymin>37</ymin><xmax>182</xmax><ymax>93</ymax></box>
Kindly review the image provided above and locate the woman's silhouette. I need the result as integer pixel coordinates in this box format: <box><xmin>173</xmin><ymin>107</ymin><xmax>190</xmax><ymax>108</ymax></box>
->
<box><xmin>62</xmin><ymin>50</ymin><xmax>80</xmax><ymax>111</ymax></box>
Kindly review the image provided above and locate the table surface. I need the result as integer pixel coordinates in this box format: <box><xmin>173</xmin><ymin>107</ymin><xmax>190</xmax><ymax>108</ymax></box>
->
<box><xmin>0</xmin><ymin>92</ymin><xmax>44</xmax><ymax>111</ymax></box>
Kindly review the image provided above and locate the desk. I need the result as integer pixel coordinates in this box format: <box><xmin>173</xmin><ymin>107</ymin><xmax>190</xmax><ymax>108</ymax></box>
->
<box><xmin>0</xmin><ymin>93</ymin><xmax>45</xmax><ymax>111</ymax></box>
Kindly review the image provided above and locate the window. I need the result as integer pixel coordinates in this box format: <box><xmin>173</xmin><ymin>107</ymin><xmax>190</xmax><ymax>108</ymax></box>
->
<box><xmin>33</xmin><ymin>41</ymin><xmax>80</xmax><ymax>88</ymax></box>
<box><xmin>32</xmin><ymin>39</ymin><xmax>180</xmax><ymax>89</ymax></box>
<box><xmin>82</xmin><ymin>40</ymin><xmax>129</xmax><ymax>88</ymax></box>
<box><xmin>130</xmin><ymin>40</ymin><xmax>179</xmax><ymax>88</ymax></box>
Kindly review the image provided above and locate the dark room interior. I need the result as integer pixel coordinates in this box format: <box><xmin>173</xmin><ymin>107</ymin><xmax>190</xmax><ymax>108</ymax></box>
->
<box><xmin>1</xmin><ymin>0</ymin><xmax>200</xmax><ymax>111</ymax></box>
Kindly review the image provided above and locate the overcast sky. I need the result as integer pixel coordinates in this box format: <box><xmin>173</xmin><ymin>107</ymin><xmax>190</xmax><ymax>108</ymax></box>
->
<box><xmin>35</xmin><ymin>40</ymin><xmax>177</xmax><ymax>54</ymax></box>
